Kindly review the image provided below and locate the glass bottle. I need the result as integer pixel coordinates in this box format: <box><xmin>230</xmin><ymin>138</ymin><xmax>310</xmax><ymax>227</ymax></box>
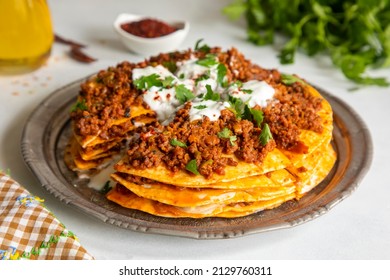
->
<box><xmin>0</xmin><ymin>0</ymin><xmax>53</xmax><ymax>75</ymax></box>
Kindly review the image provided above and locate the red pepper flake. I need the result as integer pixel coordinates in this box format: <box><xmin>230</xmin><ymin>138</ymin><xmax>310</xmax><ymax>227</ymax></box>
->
<box><xmin>297</xmin><ymin>166</ymin><xmax>308</xmax><ymax>173</ymax></box>
<box><xmin>120</xmin><ymin>18</ymin><xmax>177</xmax><ymax>38</ymax></box>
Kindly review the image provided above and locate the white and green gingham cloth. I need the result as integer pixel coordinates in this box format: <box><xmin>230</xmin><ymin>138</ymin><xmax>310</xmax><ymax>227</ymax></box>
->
<box><xmin>0</xmin><ymin>172</ymin><xmax>94</xmax><ymax>260</ymax></box>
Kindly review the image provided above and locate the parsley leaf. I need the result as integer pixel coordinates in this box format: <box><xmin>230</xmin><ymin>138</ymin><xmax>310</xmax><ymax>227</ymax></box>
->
<box><xmin>161</xmin><ymin>76</ymin><xmax>175</xmax><ymax>88</ymax></box>
<box><xmin>196</xmin><ymin>54</ymin><xmax>218</xmax><ymax>67</ymax></box>
<box><xmin>162</xmin><ymin>61</ymin><xmax>177</xmax><ymax>73</ymax></box>
<box><xmin>175</xmin><ymin>84</ymin><xmax>195</xmax><ymax>104</ymax></box>
<box><xmin>217</xmin><ymin>127</ymin><xmax>237</xmax><ymax>146</ymax></box>
<box><xmin>259</xmin><ymin>123</ymin><xmax>273</xmax><ymax>145</ymax></box>
<box><xmin>242</xmin><ymin>89</ymin><xmax>253</xmax><ymax>94</ymax></box>
<box><xmin>134</xmin><ymin>74</ymin><xmax>162</xmax><ymax>90</ymax></box>
<box><xmin>250</xmin><ymin>108</ymin><xmax>264</xmax><ymax>127</ymax></box>
<box><xmin>194</xmin><ymin>39</ymin><xmax>211</xmax><ymax>53</ymax></box>
<box><xmin>70</xmin><ymin>99</ymin><xmax>88</xmax><ymax>112</ymax></box>
<box><xmin>217</xmin><ymin>63</ymin><xmax>228</xmax><ymax>87</ymax></box>
<box><xmin>242</xmin><ymin>104</ymin><xmax>253</xmax><ymax>121</ymax></box>
<box><xmin>204</xmin><ymin>85</ymin><xmax>220</xmax><ymax>101</ymax></box>
<box><xmin>281</xmin><ymin>73</ymin><xmax>306</xmax><ymax>85</ymax></box>
<box><xmin>229</xmin><ymin>80</ymin><xmax>243</xmax><ymax>88</ymax></box>
<box><xmin>229</xmin><ymin>135</ymin><xmax>238</xmax><ymax>146</ymax></box>
<box><xmin>170</xmin><ymin>138</ymin><xmax>187</xmax><ymax>148</ymax></box>
<box><xmin>224</xmin><ymin>0</ymin><xmax>390</xmax><ymax>86</ymax></box>
<box><xmin>242</xmin><ymin>105</ymin><xmax>264</xmax><ymax>127</ymax></box>
<box><xmin>100</xmin><ymin>181</ymin><xmax>112</xmax><ymax>195</ymax></box>
<box><xmin>217</xmin><ymin>127</ymin><xmax>231</xmax><ymax>138</ymax></box>
<box><xmin>134</xmin><ymin>74</ymin><xmax>176</xmax><ymax>90</ymax></box>
<box><xmin>195</xmin><ymin>72</ymin><xmax>210</xmax><ymax>86</ymax></box>
<box><xmin>228</xmin><ymin>95</ymin><xmax>245</xmax><ymax>119</ymax></box>
<box><xmin>185</xmin><ymin>159</ymin><xmax>200</xmax><ymax>175</ymax></box>
<box><xmin>193</xmin><ymin>104</ymin><xmax>207</xmax><ymax>110</ymax></box>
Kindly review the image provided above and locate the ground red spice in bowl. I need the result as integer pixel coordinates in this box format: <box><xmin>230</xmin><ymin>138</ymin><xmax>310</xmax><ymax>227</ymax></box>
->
<box><xmin>120</xmin><ymin>18</ymin><xmax>177</xmax><ymax>38</ymax></box>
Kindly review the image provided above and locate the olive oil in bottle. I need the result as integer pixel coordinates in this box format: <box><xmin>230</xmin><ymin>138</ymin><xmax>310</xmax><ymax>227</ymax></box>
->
<box><xmin>0</xmin><ymin>0</ymin><xmax>53</xmax><ymax>75</ymax></box>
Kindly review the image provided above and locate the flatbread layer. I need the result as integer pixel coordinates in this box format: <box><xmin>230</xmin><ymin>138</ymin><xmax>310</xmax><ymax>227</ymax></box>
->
<box><xmin>114</xmin><ymin>148</ymin><xmax>292</xmax><ymax>186</ymax></box>
<box><xmin>106</xmin><ymin>185</ymin><xmax>296</xmax><ymax>218</ymax></box>
<box><xmin>111</xmin><ymin>172</ymin><xmax>295</xmax><ymax>207</ymax></box>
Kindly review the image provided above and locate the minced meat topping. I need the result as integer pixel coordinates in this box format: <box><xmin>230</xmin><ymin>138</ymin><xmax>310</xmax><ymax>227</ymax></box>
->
<box><xmin>71</xmin><ymin>45</ymin><xmax>324</xmax><ymax>177</ymax></box>
<box><xmin>126</xmin><ymin>106</ymin><xmax>276</xmax><ymax>178</ymax></box>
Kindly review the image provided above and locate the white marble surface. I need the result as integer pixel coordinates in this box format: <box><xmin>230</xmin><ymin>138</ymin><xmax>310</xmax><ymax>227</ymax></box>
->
<box><xmin>0</xmin><ymin>0</ymin><xmax>389</xmax><ymax>260</ymax></box>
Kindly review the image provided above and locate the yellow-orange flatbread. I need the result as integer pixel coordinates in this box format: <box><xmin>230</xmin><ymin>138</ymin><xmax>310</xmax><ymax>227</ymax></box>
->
<box><xmin>74</xmin><ymin>114</ymin><xmax>155</xmax><ymax>149</ymax></box>
<box><xmin>111</xmin><ymin>173</ymin><xmax>295</xmax><ymax>207</ymax></box>
<box><xmin>295</xmin><ymin>143</ymin><xmax>336</xmax><ymax>196</ymax></box>
<box><xmin>213</xmin><ymin>193</ymin><xmax>296</xmax><ymax>218</ymax></box>
<box><xmin>78</xmin><ymin>141</ymin><xmax>120</xmax><ymax>161</ymax></box>
<box><xmin>106</xmin><ymin>186</ymin><xmax>296</xmax><ymax>218</ymax></box>
<box><xmin>65</xmin><ymin>136</ymin><xmax>115</xmax><ymax>171</ymax></box>
<box><xmin>114</xmin><ymin>148</ymin><xmax>292</xmax><ymax>187</ymax></box>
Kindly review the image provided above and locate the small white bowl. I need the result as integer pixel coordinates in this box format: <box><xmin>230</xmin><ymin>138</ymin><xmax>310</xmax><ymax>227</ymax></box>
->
<box><xmin>113</xmin><ymin>13</ymin><xmax>190</xmax><ymax>56</ymax></box>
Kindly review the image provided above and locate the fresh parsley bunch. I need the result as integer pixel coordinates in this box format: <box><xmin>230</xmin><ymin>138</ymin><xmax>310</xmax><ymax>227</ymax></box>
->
<box><xmin>223</xmin><ymin>0</ymin><xmax>390</xmax><ymax>86</ymax></box>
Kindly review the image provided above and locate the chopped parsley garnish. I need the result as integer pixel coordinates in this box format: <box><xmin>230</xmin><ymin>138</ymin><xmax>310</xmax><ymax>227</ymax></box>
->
<box><xmin>162</xmin><ymin>61</ymin><xmax>177</xmax><ymax>73</ymax></box>
<box><xmin>194</xmin><ymin>39</ymin><xmax>211</xmax><ymax>53</ymax></box>
<box><xmin>193</xmin><ymin>104</ymin><xmax>207</xmax><ymax>110</ymax></box>
<box><xmin>161</xmin><ymin>76</ymin><xmax>175</xmax><ymax>88</ymax></box>
<box><xmin>170</xmin><ymin>138</ymin><xmax>187</xmax><ymax>148</ymax></box>
<box><xmin>229</xmin><ymin>80</ymin><xmax>243</xmax><ymax>88</ymax></box>
<box><xmin>204</xmin><ymin>85</ymin><xmax>220</xmax><ymax>101</ymax></box>
<box><xmin>259</xmin><ymin>123</ymin><xmax>273</xmax><ymax>145</ymax></box>
<box><xmin>228</xmin><ymin>95</ymin><xmax>245</xmax><ymax>118</ymax></box>
<box><xmin>100</xmin><ymin>181</ymin><xmax>112</xmax><ymax>195</ymax></box>
<box><xmin>250</xmin><ymin>108</ymin><xmax>264</xmax><ymax>127</ymax></box>
<box><xmin>134</xmin><ymin>73</ymin><xmax>163</xmax><ymax>90</ymax></box>
<box><xmin>195</xmin><ymin>72</ymin><xmax>210</xmax><ymax>85</ymax></box>
<box><xmin>217</xmin><ymin>63</ymin><xmax>228</xmax><ymax>87</ymax></box>
<box><xmin>185</xmin><ymin>159</ymin><xmax>200</xmax><ymax>175</ymax></box>
<box><xmin>242</xmin><ymin>104</ymin><xmax>252</xmax><ymax>121</ymax></box>
<box><xmin>134</xmin><ymin>74</ymin><xmax>176</xmax><ymax>90</ymax></box>
<box><xmin>281</xmin><ymin>73</ymin><xmax>306</xmax><ymax>86</ymax></box>
<box><xmin>175</xmin><ymin>84</ymin><xmax>195</xmax><ymax>104</ymax></box>
<box><xmin>229</xmin><ymin>97</ymin><xmax>264</xmax><ymax>127</ymax></box>
<box><xmin>196</xmin><ymin>54</ymin><xmax>218</xmax><ymax>67</ymax></box>
<box><xmin>70</xmin><ymin>99</ymin><xmax>88</xmax><ymax>112</ymax></box>
<box><xmin>242</xmin><ymin>89</ymin><xmax>253</xmax><ymax>94</ymax></box>
<box><xmin>217</xmin><ymin>127</ymin><xmax>237</xmax><ymax>146</ymax></box>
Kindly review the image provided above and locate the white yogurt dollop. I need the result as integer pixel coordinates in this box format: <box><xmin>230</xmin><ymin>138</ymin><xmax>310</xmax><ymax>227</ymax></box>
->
<box><xmin>132</xmin><ymin>58</ymin><xmax>276</xmax><ymax>124</ymax></box>
<box><xmin>227</xmin><ymin>80</ymin><xmax>275</xmax><ymax>108</ymax></box>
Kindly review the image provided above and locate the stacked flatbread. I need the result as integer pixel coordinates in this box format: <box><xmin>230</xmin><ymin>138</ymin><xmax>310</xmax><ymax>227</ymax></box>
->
<box><xmin>65</xmin><ymin>72</ymin><xmax>156</xmax><ymax>172</ymax></box>
<box><xmin>66</xmin><ymin>46</ymin><xmax>336</xmax><ymax>218</ymax></box>
<box><xmin>107</xmin><ymin>86</ymin><xmax>335</xmax><ymax>218</ymax></box>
